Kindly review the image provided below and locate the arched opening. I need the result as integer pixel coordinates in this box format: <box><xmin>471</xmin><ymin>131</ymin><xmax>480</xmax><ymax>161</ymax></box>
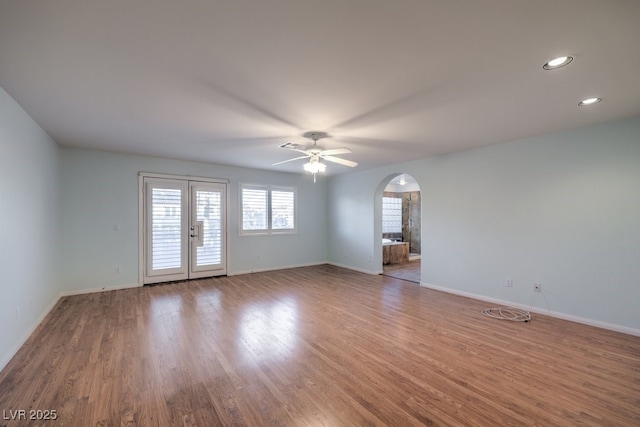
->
<box><xmin>376</xmin><ymin>173</ymin><xmax>421</xmax><ymax>283</ymax></box>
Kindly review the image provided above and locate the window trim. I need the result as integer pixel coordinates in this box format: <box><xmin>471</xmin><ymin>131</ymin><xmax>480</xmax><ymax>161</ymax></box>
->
<box><xmin>239</xmin><ymin>183</ymin><xmax>297</xmax><ymax>236</ymax></box>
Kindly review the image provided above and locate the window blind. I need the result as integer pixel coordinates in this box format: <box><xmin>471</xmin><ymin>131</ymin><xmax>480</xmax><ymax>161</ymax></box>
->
<box><xmin>242</xmin><ymin>187</ymin><xmax>268</xmax><ymax>231</ymax></box>
<box><xmin>271</xmin><ymin>189</ymin><xmax>295</xmax><ymax>230</ymax></box>
<box><xmin>240</xmin><ymin>184</ymin><xmax>296</xmax><ymax>234</ymax></box>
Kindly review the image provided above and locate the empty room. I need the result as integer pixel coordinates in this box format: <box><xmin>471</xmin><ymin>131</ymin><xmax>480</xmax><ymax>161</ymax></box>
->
<box><xmin>1</xmin><ymin>1</ymin><xmax>639</xmax><ymax>425</ymax></box>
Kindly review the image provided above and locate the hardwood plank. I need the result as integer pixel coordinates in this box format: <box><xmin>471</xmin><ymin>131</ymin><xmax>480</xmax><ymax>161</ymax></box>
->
<box><xmin>1</xmin><ymin>265</ymin><xmax>639</xmax><ymax>426</ymax></box>
<box><xmin>383</xmin><ymin>259</ymin><xmax>421</xmax><ymax>283</ymax></box>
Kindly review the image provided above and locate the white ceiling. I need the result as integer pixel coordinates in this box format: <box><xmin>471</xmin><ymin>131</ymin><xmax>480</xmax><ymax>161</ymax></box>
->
<box><xmin>1</xmin><ymin>1</ymin><xmax>639</xmax><ymax>175</ymax></box>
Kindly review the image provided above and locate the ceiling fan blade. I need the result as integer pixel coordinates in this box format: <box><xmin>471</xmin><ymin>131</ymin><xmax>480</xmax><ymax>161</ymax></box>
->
<box><xmin>279</xmin><ymin>142</ymin><xmax>309</xmax><ymax>154</ymax></box>
<box><xmin>322</xmin><ymin>155</ymin><xmax>358</xmax><ymax>167</ymax></box>
<box><xmin>320</xmin><ymin>148</ymin><xmax>352</xmax><ymax>156</ymax></box>
<box><xmin>272</xmin><ymin>155</ymin><xmax>309</xmax><ymax>166</ymax></box>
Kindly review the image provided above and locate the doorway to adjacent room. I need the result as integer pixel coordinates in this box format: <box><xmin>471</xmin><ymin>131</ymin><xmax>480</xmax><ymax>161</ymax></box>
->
<box><xmin>380</xmin><ymin>174</ymin><xmax>421</xmax><ymax>283</ymax></box>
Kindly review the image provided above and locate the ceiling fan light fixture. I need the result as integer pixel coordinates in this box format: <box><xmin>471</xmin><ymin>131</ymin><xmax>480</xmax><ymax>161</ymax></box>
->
<box><xmin>543</xmin><ymin>55</ymin><xmax>573</xmax><ymax>70</ymax></box>
<box><xmin>303</xmin><ymin>160</ymin><xmax>326</xmax><ymax>174</ymax></box>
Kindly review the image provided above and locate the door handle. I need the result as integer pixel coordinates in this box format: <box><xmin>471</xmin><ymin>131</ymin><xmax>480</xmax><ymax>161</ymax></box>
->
<box><xmin>190</xmin><ymin>221</ymin><xmax>205</xmax><ymax>247</ymax></box>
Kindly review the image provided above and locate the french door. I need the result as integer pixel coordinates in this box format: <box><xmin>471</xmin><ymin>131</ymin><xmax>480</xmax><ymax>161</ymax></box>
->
<box><xmin>141</xmin><ymin>175</ymin><xmax>227</xmax><ymax>284</ymax></box>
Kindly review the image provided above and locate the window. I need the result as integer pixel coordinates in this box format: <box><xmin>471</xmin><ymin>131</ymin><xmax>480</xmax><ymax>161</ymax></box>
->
<box><xmin>271</xmin><ymin>189</ymin><xmax>295</xmax><ymax>230</ymax></box>
<box><xmin>241</xmin><ymin>186</ymin><xmax>268</xmax><ymax>231</ymax></box>
<box><xmin>240</xmin><ymin>184</ymin><xmax>296</xmax><ymax>234</ymax></box>
<box><xmin>382</xmin><ymin>196</ymin><xmax>402</xmax><ymax>234</ymax></box>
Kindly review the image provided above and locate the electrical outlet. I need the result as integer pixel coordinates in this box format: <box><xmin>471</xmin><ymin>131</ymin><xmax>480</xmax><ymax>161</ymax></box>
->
<box><xmin>506</xmin><ymin>278</ymin><xmax>513</xmax><ymax>287</ymax></box>
<box><xmin>534</xmin><ymin>283</ymin><xmax>542</xmax><ymax>292</ymax></box>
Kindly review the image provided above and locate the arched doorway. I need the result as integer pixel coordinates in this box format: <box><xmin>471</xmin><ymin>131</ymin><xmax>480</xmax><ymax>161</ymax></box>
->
<box><xmin>379</xmin><ymin>174</ymin><xmax>421</xmax><ymax>283</ymax></box>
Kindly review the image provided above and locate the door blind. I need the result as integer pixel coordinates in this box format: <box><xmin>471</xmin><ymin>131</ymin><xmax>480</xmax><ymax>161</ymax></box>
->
<box><xmin>195</xmin><ymin>190</ymin><xmax>222</xmax><ymax>266</ymax></box>
<box><xmin>151</xmin><ymin>188</ymin><xmax>183</xmax><ymax>270</ymax></box>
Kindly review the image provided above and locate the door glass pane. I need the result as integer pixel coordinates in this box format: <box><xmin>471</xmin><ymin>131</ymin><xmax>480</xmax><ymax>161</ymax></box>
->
<box><xmin>196</xmin><ymin>190</ymin><xmax>222</xmax><ymax>266</ymax></box>
<box><xmin>151</xmin><ymin>188</ymin><xmax>182</xmax><ymax>270</ymax></box>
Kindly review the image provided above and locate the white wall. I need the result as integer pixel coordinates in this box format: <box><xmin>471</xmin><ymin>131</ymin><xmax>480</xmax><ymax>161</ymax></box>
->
<box><xmin>328</xmin><ymin>116</ymin><xmax>640</xmax><ymax>332</ymax></box>
<box><xmin>0</xmin><ymin>87</ymin><xmax>61</xmax><ymax>369</ymax></box>
<box><xmin>59</xmin><ymin>147</ymin><xmax>328</xmax><ymax>292</ymax></box>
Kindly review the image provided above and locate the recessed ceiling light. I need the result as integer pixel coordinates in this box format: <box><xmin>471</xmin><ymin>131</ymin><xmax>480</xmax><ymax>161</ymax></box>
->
<box><xmin>543</xmin><ymin>56</ymin><xmax>573</xmax><ymax>70</ymax></box>
<box><xmin>578</xmin><ymin>97</ymin><xmax>603</xmax><ymax>106</ymax></box>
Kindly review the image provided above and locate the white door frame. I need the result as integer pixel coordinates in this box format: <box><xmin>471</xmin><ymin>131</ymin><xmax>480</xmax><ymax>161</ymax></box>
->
<box><xmin>138</xmin><ymin>172</ymin><xmax>229</xmax><ymax>285</ymax></box>
<box><xmin>188</xmin><ymin>180</ymin><xmax>227</xmax><ymax>279</ymax></box>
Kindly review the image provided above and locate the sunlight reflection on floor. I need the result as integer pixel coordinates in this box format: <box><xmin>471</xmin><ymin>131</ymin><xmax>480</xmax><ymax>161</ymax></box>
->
<box><xmin>238</xmin><ymin>297</ymin><xmax>298</xmax><ymax>364</ymax></box>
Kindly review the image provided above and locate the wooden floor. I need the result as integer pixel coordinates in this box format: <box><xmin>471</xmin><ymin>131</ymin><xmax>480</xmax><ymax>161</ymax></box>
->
<box><xmin>1</xmin><ymin>265</ymin><xmax>639</xmax><ymax>426</ymax></box>
<box><xmin>383</xmin><ymin>259</ymin><xmax>421</xmax><ymax>283</ymax></box>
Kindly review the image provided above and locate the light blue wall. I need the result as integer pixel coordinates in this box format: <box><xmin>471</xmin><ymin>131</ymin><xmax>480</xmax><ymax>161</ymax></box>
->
<box><xmin>0</xmin><ymin>87</ymin><xmax>61</xmax><ymax>369</ymax></box>
<box><xmin>59</xmin><ymin>148</ymin><xmax>328</xmax><ymax>292</ymax></box>
<box><xmin>2</xmin><ymin>80</ymin><xmax>639</xmax><ymax>373</ymax></box>
<box><xmin>328</xmin><ymin>116</ymin><xmax>640</xmax><ymax>332</ymax></box>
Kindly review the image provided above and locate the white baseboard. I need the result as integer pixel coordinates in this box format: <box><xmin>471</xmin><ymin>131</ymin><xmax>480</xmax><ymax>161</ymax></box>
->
<box><xmin>421</xmin><ymin>282</ymin><xmax>640</xmax><ymax>337</ymax></box>
<box><xmin>327</xmin><ymin>262</ymin><xmax>383</xmax><ymax>276</ymax></box>
<box><xmin>1</xmin><ymin>282</ymin><xmax>143</xmax><ymax>373</ymax></box>
<box><xmin>60</xmin><ymin>282</ymin><xmax>142</xmax><ymax>297</ymax></box>
<box><xmin>5</xmin><ymin>274</ymin><xmax>637</xmax><ymax>375</ymax></box>
<box><xmin>229</xmin><ymin>261</ymin><xmax>328</xmax><ymax>277</ymax></box>
<box><xmin>0</xmin><ymin>295</ymin><xmax>61</xmax><ymax>373</ymax></box>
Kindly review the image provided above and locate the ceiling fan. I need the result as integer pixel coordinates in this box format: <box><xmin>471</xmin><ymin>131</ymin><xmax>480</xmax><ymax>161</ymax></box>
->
<box><xmin>273</xmin><ymin>131</ymin><xmax>358</xmax><ymax>182</ymax></box>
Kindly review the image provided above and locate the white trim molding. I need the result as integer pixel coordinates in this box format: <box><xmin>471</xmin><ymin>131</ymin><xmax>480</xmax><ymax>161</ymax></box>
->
<box><xmin>229</xmin><ymin>262</ymin><xmax>327</xmax><ymax>276</ymax></box>
<box><xmin>1</xmin><ymin>282</ymin><xmax>143</xmax><ymax>372</ymax></box>
<box><xmin>327</xmin><ymin>262</ymin><xmax>383</xmax><ymax>276</ymax></box>
<box><xmin>60</xmin><ymin>282</ymin><xmax>142</xmax><ymax>297</ymax></box>
<box><xmin>0</xmin><ymin>296</ymin><xmax>61</xmax><ymax>372</ymax></box>
<box><xmin>421</xmin><ymin>282</ymin><xmax>640</xmax><ymax>337</ymax></box>
<box><xmin>137</xmin><ymin>171</ymin><xmax>229</xmax><ymax>184</ymax></box>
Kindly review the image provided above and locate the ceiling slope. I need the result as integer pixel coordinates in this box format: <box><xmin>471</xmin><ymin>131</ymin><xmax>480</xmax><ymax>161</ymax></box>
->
<box><xmin>1</xmin><ymin>0</ymin><xmax>639</xmax><ymax>174</ymax></box>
